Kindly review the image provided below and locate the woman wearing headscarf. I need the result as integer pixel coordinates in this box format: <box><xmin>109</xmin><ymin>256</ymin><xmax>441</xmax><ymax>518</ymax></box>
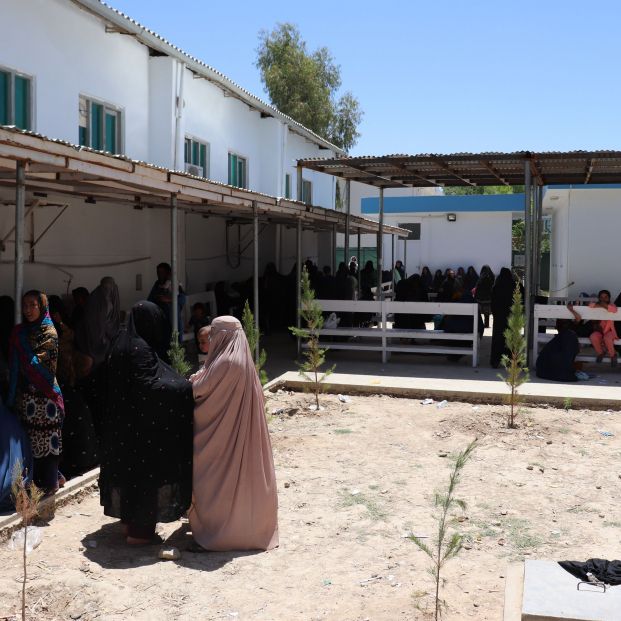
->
<box><xmin>475</xmin><ymin>265</ymin><xmax>495</xmax><ymax>328</ymax></box>
<box><xmin>7</xmin><ymin>291</ymin><xmax>64</xmax><ymax>495</ymax></box>
<box><xmin>465</xmin><ymin>266</ymin><xmax>479</xmax><ymax>291</ymax></box>
<box><xmin>0</xmin><ymin>396</ymin><xmax>32</xmax><ymax>511</ymax></box>
<box><xmin>431</xmin><ymin>269</ymin><xmax>444</xmax><ymax>293</ymax></box>
<box><xmin>490</xmin><ymin>268</ymin><xmax>517</xmax><ymax>368</ymax></box>
<box><xmin>189</xmin><ymin>316</ymin><xmax>278</xmax><ymax>552</ymax></box>
<box><xmin>48</xmin><ymin>296</ymin><xmax>99</xmax><ymax>480</ymax></box>
<box><xmin>74</xmin><ymin>277</ymin><xmax>120</xmax><ymax>438</ymax></box>
<box><xmin>0</xmin><ymin>295</ymin><xmax>14</xmax><ymax>399</ymax></box>
<box><xmin>420</xmin><ymin>266</ymin><xmax>433</xmax><ymax>291</ymax></box>
<box><xmin>101</xmin><ymin>301</ymin><xmax>193</xmax><ymax>544</ymax></box>
<box><xmin>74</xmin><ymin>276</ymin><xmax>120</xmax><ymax>374</ymax></box>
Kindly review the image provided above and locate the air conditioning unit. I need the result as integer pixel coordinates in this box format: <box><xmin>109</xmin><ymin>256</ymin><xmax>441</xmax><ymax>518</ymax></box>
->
<box><xmin>185</xmin><ymin>163</ymin><xmax>204</xmax><ymax>177</ymax></box>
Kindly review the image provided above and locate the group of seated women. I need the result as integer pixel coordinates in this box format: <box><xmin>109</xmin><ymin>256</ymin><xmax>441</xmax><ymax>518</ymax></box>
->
<box><xmin>1</xmin><ymin>284</ymin><xmax>278</xmax><ymax>552</ymax></box>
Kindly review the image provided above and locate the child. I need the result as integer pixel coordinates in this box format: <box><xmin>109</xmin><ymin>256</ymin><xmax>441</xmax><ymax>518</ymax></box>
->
<box><xmin>197</xmin><ymin>325</ymin><xmax>211</xmax><ymax>360</ymax></box>
<box><xmin>589</xmin><ymin>289</ymin><xmax>618</xmax><ymax>366</ymax></box>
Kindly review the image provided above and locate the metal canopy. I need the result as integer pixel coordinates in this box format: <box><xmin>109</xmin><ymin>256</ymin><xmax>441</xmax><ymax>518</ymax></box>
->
<box><xmin>299</xmin><ymin>151</ymin><xmax>621</xmax><ymax>188</ymax></box>
<box><xmin>0</xmin><ymin>126</ymin><xmax>408</xmax><ymax>237</ymax></box>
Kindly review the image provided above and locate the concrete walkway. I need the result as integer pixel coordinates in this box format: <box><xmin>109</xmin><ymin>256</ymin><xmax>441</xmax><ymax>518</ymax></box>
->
<box><xmin>270</xmin><ymin>371</ymin><xmax>621</xmax><ymax>410</ymax></box>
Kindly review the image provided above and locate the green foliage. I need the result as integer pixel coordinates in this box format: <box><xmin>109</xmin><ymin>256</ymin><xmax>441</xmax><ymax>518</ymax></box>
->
<box><xmin>563</xmin><ymin>396</ymin><xmax>573</xmax><ymax>411</ymax></box>
<box><xmin>11</xmin><ymin>461</ymin><xmax>44</xmax><ymax>621</ymax></box>
<box><xmin>499</xmin><ymin>284</ymin><xmax>529</xmax><ymax>428</ymax></box>
<box><xmin>443</xmin><ymin>185</ymin><xmax>524</xmax><ymax>196</ymax></box>
<box><xmin>289</xmin><ymin>267</ymin><xmax>334</xmax><ymax>409</ymax></box>
<box><xmin>256</xmin><ymin>23</ymin><xmax>362</xmax><ymax>152</ymax></box>
<box><xmin>512</xmin><ymin>219</ymin><xmax>551</xmax><ymax>253</ymax></box>
<box><xmin>167</xmin><ymin>331</ymin><xmax>192</xmax><ymax>377</ymax></box>
<box><xmin>410</xmin><ymin>440</ymin><xmax>477</xmax><ymax>620</ymax></box>
<box><xmin>242</xmin><ymin>300</ymin><xmax>268</xmax><ymax>386</ymax></box>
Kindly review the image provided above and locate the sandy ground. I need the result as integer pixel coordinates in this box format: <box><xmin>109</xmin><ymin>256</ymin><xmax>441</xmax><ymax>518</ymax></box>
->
<box><xmin>1</xmin><ymin>390</ymin><xmax>621</xmax><ymax>620</ymax></box>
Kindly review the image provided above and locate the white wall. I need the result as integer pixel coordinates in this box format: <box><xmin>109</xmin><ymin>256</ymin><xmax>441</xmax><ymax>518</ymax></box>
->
<box><xmin>547</xmin><ymin>188</ymin><xmax>621</xmax><ymax>299</ymax></box>
<box><xmin>384</xmin><ymin>211</ymin><xmax>512</xmax><ymax>276</ymax></box>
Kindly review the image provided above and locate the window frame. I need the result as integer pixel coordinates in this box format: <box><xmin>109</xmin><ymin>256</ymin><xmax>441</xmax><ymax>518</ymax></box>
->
<box><xmin>184</xmin><ymin>135</ymin><xmax>210</xmax><ymax>177</ymax></box>
<box><xmin>227</xmin><ymin>151</ymin><xmax>248</xmax><ymax>189</ymax></box>
<box><xmin>0</xmin><ymin>65</ymin><xmax>34</xmax><ymax>130</ymax></box>
<box><xmin>302</xmin><ymin>179</ymin><xmax>312</xmax><ymax>205</ymax></box>
<box><xmin>284</xmin><ymin>173</ymin><xmax>291</xmax><ymax>199</ymax></box>
<box><xmin>79</xmin><ymin>94</ymin><xmax>123</xmax><ymax>154</ymax></box>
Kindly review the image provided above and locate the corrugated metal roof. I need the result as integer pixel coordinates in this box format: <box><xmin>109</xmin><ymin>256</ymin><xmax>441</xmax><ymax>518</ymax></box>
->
<box><xmin>70</xmin><ymin>0</ymin><xmax>344</xmax><ymax>155</ymax></box>
<box><xmin>299</xmin><ymin>151</ymin><xmax>621</xmax><ymax>188</ymax></box>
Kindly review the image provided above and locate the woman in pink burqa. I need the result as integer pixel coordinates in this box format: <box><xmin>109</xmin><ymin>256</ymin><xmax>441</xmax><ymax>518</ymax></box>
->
<box><xmin>189</xmin><ymin>316</ymin><xmax>278</xmax><ymax>551</ymax></box>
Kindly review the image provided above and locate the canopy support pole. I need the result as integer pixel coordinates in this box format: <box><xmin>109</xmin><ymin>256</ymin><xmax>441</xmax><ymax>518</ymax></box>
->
<box><xmin>253</xmin><ymin>201</ymin><xmax>260</xmax><ymax>362</ymax></box>
<box><xmin>171</xmin><ymin>193</ymin><xmax>179</xmax><ymax>336</ymax></box>
<box><xmin>523</xmin><ymin>161</ymin><xmax>533</xmax><ymax>364</ymax></box>
<box><xmin>357</xmin><ymin>228</ymin><xmax>361</xmax><ymax>298</ymax></box>
<box><xmin>331</xmin><ymin>223</ymin><xmax>337</xmax><ymax>274</ymax></box>
<box><xmin>344</xmin><ymin>179</ymin><xmax>351</xmax><ymax>268</ymax></box>
<box><xmin>378</xmin><ymin>187</ymin><xmax>384</xmax><ymax>301</ymax></box>
<box><xmin>296</xmin><ymin>218</ymin><xmax>302</xmax><ymax>356</ymax></box>
<box><xmin>14</xmin><ymin>161</ymin><xmax>25</xmax><ymax>323</ymax></box>
<box><xmin>403</xmin><ymin>236</ymin><xmax>408</xmax><ymax>278</ymax></box>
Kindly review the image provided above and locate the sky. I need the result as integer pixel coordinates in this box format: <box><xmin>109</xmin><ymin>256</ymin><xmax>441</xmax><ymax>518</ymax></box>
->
<box><xmin>110</xmin><ymin>0</ymin><xmax>621</xmax><ymax>156</ymax></box>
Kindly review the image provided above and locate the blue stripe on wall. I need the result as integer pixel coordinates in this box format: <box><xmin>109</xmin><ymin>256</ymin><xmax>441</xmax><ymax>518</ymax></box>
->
<box><xmin>361</xmin><ymin>193</ymin><xmax>525</xmax><ymax>214</ymax></box>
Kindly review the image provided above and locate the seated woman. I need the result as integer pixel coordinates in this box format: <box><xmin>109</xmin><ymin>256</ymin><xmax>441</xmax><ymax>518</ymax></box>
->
<box><xmin>536</xmin><ymin>306</ymin><xmax>582</xmax><ymax>382</ymax></box>
<box><xmin>0</xmin><ymin>397</ymin><xmax>32</xmax><ymax>512</ymax></box>
<box><xmin>48</xmin><ymin>296</ymin><xmax>99</xmax><ymax>480</ymax></box>
<box><xmin>100</xmin><ymin>301</ymin><xmax>193</xmax><ymax>544</ymax></box>
<box><xmin>189</xmin><ymin>316</ymin><xmax>278</xmax><ymax>552</ymax></box>
<box><xmin>393</xmin><ymin>274</ymin><xmax>429</xmax><ymax>330</ymax></box>
<box><xmin>8</xmin><ymin>291</ymin><xmax>64</xmax><ymax>496</ymax></box>
<box><xmin>589</xmin><ymin>290</ymin><xmax>618</xmax><ymax>366</ymax></box>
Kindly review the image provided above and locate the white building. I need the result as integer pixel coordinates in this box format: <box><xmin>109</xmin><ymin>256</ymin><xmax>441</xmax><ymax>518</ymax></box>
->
<box><xmin>0</xmin><ymin>0</ymin><xmax>344</xmax><ymax>306</ymax></box>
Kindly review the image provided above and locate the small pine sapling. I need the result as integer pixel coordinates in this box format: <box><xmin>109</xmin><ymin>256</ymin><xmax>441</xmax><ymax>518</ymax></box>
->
<box><xmin>499</xmin><ymin>284</ymin><xmax>529</xmax><ymax>428</ymax></box>
<box><xmin>242</xmin><ymin>300</ymin><xmax>268</xmax><ymax>385</ymax></box>
<box><xmin>410</xmin><ymin>439</ymin><xmax>477</xmax><ymax>621</ymax></box>
<box><xmin>289</xmin><ymin>267</ymin><xmax>334</xmax><ymax>409</ymax></box>
<box><xmin>168</xmin><ymin>331</ymin><xmax>192</xmax><ymax>377</ymax></box>
<box><xmin>11</xmin><ymin>461</ymin><xmax>44</xmax><ymax>621</ymax></box>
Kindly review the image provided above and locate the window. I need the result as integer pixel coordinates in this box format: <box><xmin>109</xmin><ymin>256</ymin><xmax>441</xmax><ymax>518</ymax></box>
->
<box><xmin>184</xmin><ymin>137</ymin><xmax>209</xmax><ymax>177</ymax></box>
<box><xmin>228</xmin><ymin>153</ymin><xmax>247</xmax><ymax>188</ymax></box>
<box><xmin>302</xmin><ymin>180</ymin><xmax>312</xmax><ymax>204</ymax></box>
<box><xmin>284</xmin><ymin>173</ymin><xmax>291</xmax><ymax>199</ymax></box>
<box><xmin>0</xmin><ymin>68</ymin><xmax>32</xmax><ymax>130</ymax></box>
<box><xmin>79</xmin><ymin>95</ymin><xmax>122</xmax><ymax>154</ymax></box>
<box><xmin>398</xmin><ymin>222</ymin><xmax>421</xmax><ymax>240</ymax></box>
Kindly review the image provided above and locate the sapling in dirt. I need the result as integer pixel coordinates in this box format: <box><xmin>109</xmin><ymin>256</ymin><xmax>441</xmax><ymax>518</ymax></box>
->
<box><xmin>11</xmin><ymin>461</ymin><xmax>44</xmax><ymax>621</ymax></box>
<box><xmin>410</xmin><ymin>439</ymin><xmax>477</xmax><ymax>620</ymax></box>
<box><xmin>499</xmin><ymin>284</ymin><xmax>529</xmax><ymax>428</ymax></box>
<box><xmin>242</xmin><ymin>300</ymin><xmax>268</xmax><ymax>386</ymax></box>
<box><xmin>289</xmin><ymin>267</ymin><xmax>334</xmax><ymax>409</ymax></box>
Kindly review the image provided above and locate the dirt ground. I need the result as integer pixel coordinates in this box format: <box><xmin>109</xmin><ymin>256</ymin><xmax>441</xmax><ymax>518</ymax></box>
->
<box><xmin>1</xmin><ymin>390</ymin><xmax>621</xmax><ymax>620</ymax></box>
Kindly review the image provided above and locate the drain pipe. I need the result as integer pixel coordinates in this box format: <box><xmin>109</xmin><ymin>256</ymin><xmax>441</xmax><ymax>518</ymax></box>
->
<box><xmin>173</xmin><ymin>61</ymin><xmax>186</xmax><ymax>169</ymax></box>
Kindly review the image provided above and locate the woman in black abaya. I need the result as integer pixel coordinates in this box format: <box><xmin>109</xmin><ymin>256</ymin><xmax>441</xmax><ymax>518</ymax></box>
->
<box><xmin>490</xmin><ymin>268</ymin><xmax>517</xmax><ymax>368</ymax></box>
<box><xmin>100</xmin><ymin>301</ymin><xmax>193</xmax><ymax>544</ymax></box>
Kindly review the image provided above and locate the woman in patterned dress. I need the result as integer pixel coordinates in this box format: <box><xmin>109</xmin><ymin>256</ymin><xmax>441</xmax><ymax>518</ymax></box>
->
<box><xmin>8</xmin><ymin>290</ymin><xmax>64</xmax><ymax>496</ymax></box>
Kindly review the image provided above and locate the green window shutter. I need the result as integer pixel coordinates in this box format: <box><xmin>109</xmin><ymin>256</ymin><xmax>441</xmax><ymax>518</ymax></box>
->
<box><xmin>13</xmin><ymin>76</ymin><xmax>30</xmax><ymax>130</ymax></box>
<box><xmin>285</xmin><ymin>174</ymin><xmax>291</xmax><ymax>199</ymax></box>
<box><xmin>90</xmin><ymin>102</ymin><xmax>103</xmax><ymax>150</ymax></box>
<box><xmin>0</xmin><ymin>72</ymin><xmax>9</xmax><ymax>125</ymax></box>
<box><xmin>184</xmin><ymin>138</ymin><xmax>191</xmax><ymax>164</ymax></box>
<box><xmin>79</xmin><ymin>126</ymin><xmax>87</xmax><ymax>146</ymax></box>
<box><xmin>191</xmin><ymin>140</ymin><xmax>198</xmax><ymax>166</ymax></box>
<box><xmin>228</xmin><ymin>153</ymin><xmax>237</xmax><ymax>186</ymax></box>
<box><xmin>105</xmin><ymin>111</ymin><xmax>117</xmax><ymax>153</ymax></box>
<box><xmin>199</xmin><ymin>143</ymin><xmax>207</xmax><ymax>171</ymax></box>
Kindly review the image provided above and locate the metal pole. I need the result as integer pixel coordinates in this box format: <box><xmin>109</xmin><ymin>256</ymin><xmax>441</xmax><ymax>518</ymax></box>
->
<box><xmin>403</xmin><ymin>236</ymin><xmax>408</xmax><ymax>278</ymax></box>
<box><xmin>391</xmin><ymin>234</ymin><xmax>395</xmax><ymax>276</ymax></box>
<box><xmin>331</xmin><ymin>223</ymin><xmax>337</xmax><ymax>273</ymax></box>
<box><xmin>378</xmin><ymin>187</ymin><xmax>385</xmax><ymax>300</ymax></box>
<box><xmin>296</xmin><ymin>218</ymin><xmax>302</xmax><ymax>356</ymax></box>
<box><xmin>523</xmin><ymin>161</ymin><xmax>532</xmax><ymax>364</ymax></box>
<box><xmin>170</xmin><ymin>194</ymin><xmax>179</xmax><ymax>336</ymax></box>
<box><xmin>14</xmin><ymin>161</ymin><xmax>25</xmax><ymax>323</ymax></box>
<box><xmin>253</xmin><ymin>202</ymin><xmax>260</xmax><ymax>362</ymax></box>
<box><xmin>344</xmin><ymin>179</ymin><xmax>351</xmax><ymax>268</ymax></box>
<box><xmin>357</xmin><ymin>228</ymin><xmax>361</xmax><ymax>299</ymax></box>
<box><xmin>534</xmin><ymin>185</ymin><xmax>543</xmax><ymax>297</ymax></box>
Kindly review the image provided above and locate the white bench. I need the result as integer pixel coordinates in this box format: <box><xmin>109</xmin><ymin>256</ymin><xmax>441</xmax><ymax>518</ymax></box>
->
<box><xmin>302</xmin><ymin>299</ymin><xmax>480</xmax><ymax>366</ymax></box>
<box><xmin>533</xmin><ymin>303</ymin><xmax>621</xmax><ymax>363</ymax></box>
<box><xmin>182</xmin><ymin>291</ymin><xmax>217</xmax><ymax>342</ymax></box>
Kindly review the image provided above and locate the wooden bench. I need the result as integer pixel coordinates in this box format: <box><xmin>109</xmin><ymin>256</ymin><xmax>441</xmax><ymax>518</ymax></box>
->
<box><xmin>533</xmin><ymin>303</ymin><xmax>621</xmax><ymax>363</ymax></box>
<box><xmin>182</xmin><ymin>291</ymin><xmax>217</xmax><ymax>343</ymax></box>
<box><xmin>302</xmin><ymin>299</ymin><xmax>480</xmax><ymax>366</ymax></box>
